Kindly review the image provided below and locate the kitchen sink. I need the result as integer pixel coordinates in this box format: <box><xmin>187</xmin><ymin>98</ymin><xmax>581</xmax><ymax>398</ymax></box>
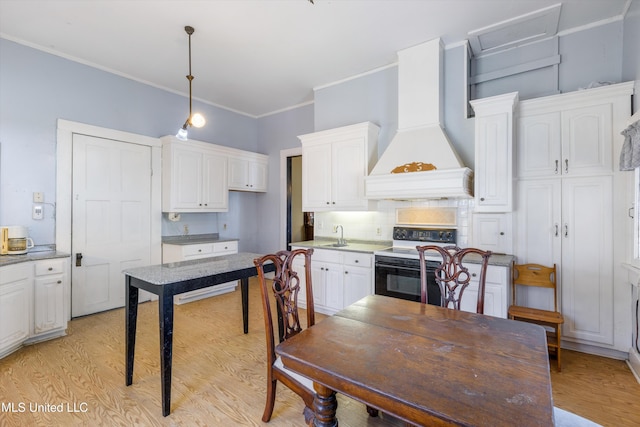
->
<box><xmin>323</xmin><ymin>243</ymin><xmax>348</xmax><ymax>248</ymax></box>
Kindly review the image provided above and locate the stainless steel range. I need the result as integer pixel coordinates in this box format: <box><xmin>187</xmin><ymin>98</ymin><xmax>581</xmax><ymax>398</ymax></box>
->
<box><xmin>374</xmin><ymin>226</ymin><xmax>457</xmax><ymax>304</ymax></box>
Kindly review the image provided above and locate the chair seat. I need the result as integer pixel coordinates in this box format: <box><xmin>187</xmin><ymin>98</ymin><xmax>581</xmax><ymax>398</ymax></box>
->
<box><xmin>554</xmin><ymin>407</ymin><xmax>602</xmax><ymax>427</ymax></box>
<box><xmin>274</xmin><ymin>355</ymin><xmax>314</xmax><ymax>391</ymax></box>
<box><xmin>508</xmin><ymin>305</ymin><xmax>564</xmax><ymax>325</ymax></box>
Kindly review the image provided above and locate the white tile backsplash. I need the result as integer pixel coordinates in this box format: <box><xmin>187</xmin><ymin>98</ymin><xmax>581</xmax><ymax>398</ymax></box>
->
<box><xmin>313</xmin><ymin>198</ymin><xmax>473</xmax><ymax>245</ymax></box>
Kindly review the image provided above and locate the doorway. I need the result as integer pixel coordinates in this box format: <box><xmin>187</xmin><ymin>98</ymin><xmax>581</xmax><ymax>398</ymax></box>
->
<box><xmin>56</xmin><ymin>119</ymin><xmax>162</xmax><ymax>319</ymax></box>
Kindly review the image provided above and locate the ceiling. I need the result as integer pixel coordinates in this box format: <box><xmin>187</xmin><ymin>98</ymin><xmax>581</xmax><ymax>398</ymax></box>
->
<box><xmin>0</xmin><ymin>0</ymin><xmax>633</xmax><ymax>118</ymax></box>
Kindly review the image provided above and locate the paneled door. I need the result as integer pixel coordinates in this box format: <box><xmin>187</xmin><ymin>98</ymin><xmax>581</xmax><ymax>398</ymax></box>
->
<box><xmin>72</xmin><ymin>134</ymin><xmax>152</xmax><ymax>317</ymax></box>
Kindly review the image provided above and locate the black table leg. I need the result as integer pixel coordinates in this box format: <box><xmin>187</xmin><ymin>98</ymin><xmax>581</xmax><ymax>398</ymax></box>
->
<box><xmin>158</xmin><ymin>289</ymin><xmax>174</xmax><ymax>417</ymax></box>
<box><xmin>241</xmin><ymin>277</ymin><xmax>249</xmax><ymax>334</ymax></box>
<box><xmin>125</xmin><ymin>276</ymin><xmax>138</xmax><ymax>386</ymax></box>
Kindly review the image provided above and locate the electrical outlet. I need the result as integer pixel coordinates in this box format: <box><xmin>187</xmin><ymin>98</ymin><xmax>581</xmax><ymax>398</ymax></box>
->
<box><xmin>223</xmin><ymin>224</ymin><xmax>227</xmax><ymax>230</ymax></box>
<box><xmin>33</xmin><ymin>204</ymin><xmax>44</xmax><ymax>220</ymax></box>
<box><xmin>376</xmin><ymin>227</ymin><xmax>381</xmax><ymax>236</ymax></box>
<box><xmin>183</xmin><ymin>224</ymin><xmax>189</xmax><ymax>235</ymax></box>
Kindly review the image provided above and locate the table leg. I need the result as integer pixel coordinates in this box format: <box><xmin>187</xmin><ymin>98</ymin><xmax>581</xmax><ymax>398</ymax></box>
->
<box><xmin>125</xmin><ymin>276</ymin><xmax>138</xmax><ymax>386</ymax></box>
<box><xmin>312</xmin><ymin>383</ymin><xmax>338</xmax><ymax>427</ymax></box>
<box><xmin>158</xmin><ymin>290</ymin><xmax>174</xmax><ymax>417</ymax></box>
<box><xmin>241</xmin><ymin>277</ymin><xmax>249</xmax><ymax>334</ymax></box>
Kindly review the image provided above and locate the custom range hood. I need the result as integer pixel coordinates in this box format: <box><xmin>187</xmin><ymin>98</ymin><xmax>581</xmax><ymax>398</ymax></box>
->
<box><xmin>365</xmin><ymin>38</ymin><xmax>473</xmax><ymax>200</ymax></box>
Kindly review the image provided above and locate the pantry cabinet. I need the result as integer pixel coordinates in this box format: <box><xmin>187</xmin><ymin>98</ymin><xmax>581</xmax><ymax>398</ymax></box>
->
<box><xmin>514</xmin><ymin>82</ymin><xmax>633</xmax><ymax>351</ymax></box>
<box><xmin>161</xmin><ymin>137</ymin><xmax>229</xmax><ymax>212</ymax></box>
<box><xmin>299</xmin><ymin>122</ymin><xmax>379</xmax><ymax>212</ymax></box>
<box><xmin>228</xmin><ymin>153</ymin><xmax>268</xmax><ymax>192</ymax></box>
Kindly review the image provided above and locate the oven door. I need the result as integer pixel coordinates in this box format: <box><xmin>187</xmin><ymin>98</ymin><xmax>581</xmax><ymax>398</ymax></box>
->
<box><xmin>374</xmin><ymin>256</ymin><xmax>441</xmax><ymax>305</ymax></box>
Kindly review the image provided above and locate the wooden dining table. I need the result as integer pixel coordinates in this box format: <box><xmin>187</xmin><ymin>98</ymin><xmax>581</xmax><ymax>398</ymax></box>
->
<box><xmin>276</xmin><ymin>295</ymin><xmax>555</xmax><ymax>427</ymax></box>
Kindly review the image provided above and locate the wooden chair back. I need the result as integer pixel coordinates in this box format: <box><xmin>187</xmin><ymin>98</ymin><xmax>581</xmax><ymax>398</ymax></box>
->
<box><xmin>254</xmin><ymin>248</ymin><xmax>315</xmax><ymax>423</ymax></box>
<box><xmin>511</xmin><ymin>263</ymin><xmax>558</xmax><ymax>312</ymax></box>
<box><xmin>417</xmin><ymin>245</ymin><xmax>492</xmax><ymax>314</ymax></box>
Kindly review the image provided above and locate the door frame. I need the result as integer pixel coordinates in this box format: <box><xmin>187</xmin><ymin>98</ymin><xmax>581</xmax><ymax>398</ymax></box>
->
<box><xmin>56</xmin><ymin>119</ymin><xmax>162</xmax><ymax>320</ymax></box>
<box><xmin>280</xmin><ymin>147</ymin><xmax>302</xmax><ymax>250</ymax></box>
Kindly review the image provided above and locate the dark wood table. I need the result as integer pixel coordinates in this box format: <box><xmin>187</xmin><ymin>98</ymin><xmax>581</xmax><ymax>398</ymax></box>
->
<box><xmin>123</xmin><ymin>252</ymin><xmax>274</xmax><ymax>416</ymax></box>
<box><xmin>276</xmin><ymin>295</ymin><xmax>555</xmax><ymax>427</ymax></box>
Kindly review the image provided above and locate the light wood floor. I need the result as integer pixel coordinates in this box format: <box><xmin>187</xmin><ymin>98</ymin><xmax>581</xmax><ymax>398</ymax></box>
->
<box><xmin>1</xmin><ymin>279</ymin><xmax>639</xmax><ymax>426</ymax></box>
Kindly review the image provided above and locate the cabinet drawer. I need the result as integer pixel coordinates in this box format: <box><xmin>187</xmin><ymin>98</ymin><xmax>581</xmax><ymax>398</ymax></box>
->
<box><xmin>343</xmin><ymin>252</ymin><xmax>372</xmax><ymax>268</ymax></box>
<box><xmin>182</xmin><ymin>244</ymin><xmax>215</xmax><ymax>258</ymax></box>
<box><xmin>34</xmin><ymin>259</ymin><xmax>66</xmax><ymax>276</ymax></box>
<box><xmin>213</xmin><ymin>241</ymin><xmax>238</xmax><ymax>254</ymax></box>
<box><xmin>310</xmin><ymin>248</ymin><xmax>342</xmax><ymax>264</ymax></box>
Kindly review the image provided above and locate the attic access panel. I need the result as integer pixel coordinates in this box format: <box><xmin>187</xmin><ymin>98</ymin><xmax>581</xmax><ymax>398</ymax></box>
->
<box><xmin>468</xmin><ymin>3</ymin><xmax>561</xmax><ymax>57</ymax></box>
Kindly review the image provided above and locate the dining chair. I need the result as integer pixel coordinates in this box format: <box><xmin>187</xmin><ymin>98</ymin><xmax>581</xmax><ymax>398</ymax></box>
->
<box><xmin>416</xmin><ymin>245</ymin><xmax>492</xmax><ymax>314</ymax></box>
<box><xmin>508</xmin><ymin>262</ymin><xmax>564</xmax><ymax>371</ymax></box>
<box><xmin>254</xmin><ymin>249</ymin><xmax>316</xmax><ymax>423</ymax></box>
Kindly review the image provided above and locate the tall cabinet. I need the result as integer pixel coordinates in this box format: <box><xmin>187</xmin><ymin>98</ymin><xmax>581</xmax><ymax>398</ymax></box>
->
<box><xmin>515</xmin><ymin>82</ymin><xmax>633</xmax><ymax>351</ymax></box>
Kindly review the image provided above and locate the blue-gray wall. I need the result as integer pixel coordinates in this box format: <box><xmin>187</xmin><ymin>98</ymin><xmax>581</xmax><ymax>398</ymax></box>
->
<box><xmin>1</xmin><ymin>14</ymin><xmax>638</xmax><ymax>252</ymax></box>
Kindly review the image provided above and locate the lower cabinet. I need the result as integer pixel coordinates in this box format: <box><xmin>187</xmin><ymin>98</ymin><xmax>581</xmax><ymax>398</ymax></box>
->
<box><xmin>1</xmin><ymin>257</ymin><xmax>70</xmax><ymax>359</ymax></box>
<box><xmin>162</xmin><ymin>240</ymin><xmax>239</xmax><ymax>304</ymax></box>
<box><xmin>292</xmin><ymin>247</ymin><xmax>373</xmax><ymax>316</ymax></box>
<box><xmin>459</xmin><ymin>263</ymin><xmax>510</xmax><ymax>319</ymax></box>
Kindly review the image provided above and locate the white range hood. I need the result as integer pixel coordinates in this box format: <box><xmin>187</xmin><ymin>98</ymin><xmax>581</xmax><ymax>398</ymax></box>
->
<box><xmin>365</xmin><ymin>38</ymin><xmax>473</xmax><ymax>200</ymax></box>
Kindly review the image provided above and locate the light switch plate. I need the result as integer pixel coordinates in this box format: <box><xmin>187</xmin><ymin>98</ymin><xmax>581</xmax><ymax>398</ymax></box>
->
<box><xmin>33</xmin><ymin>192</ymin><xmax>44</xmax><ymax>203</ymax></box>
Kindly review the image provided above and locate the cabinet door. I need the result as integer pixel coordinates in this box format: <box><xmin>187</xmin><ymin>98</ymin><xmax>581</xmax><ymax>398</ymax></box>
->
<box><xmin>475</xmin><ymin>112</ymin><xmax>512</xmax><ymax>211</ymax></box>
<box><xmin>201</xmin><ymin>153</ymin><xmax>228</xmax><ymax>211</ymax></box>
<box><xmin>309</xmin><ymin>262</ymin><xmax>327</xmax><ymax>306</ymax></box>
<box><xmin>343</xmin><ymin>265</ymin><xmax>372</xmax><ymax>307</ymax></box>
<box><xmin>0</xmin><ymin>266</ymin><xmax>30</xmax><ymax>354</ymax></box>
<box><xmin>332</xmin><ymin>138</ymin><xmax>366</xmax><ymax>209</ymax></box>
<box><xmin>34</xmin><ymin>275</ymin><xmax>65</xmax><ymax>334</ymax></box>
<box><xmin>302</xmin><ymin>144</ymin><xmax>332</xmax><ymax>210</ymax></box>
<box><xmin>292</xmin><ymin>257</ymin><xmax>308</xmax><ymax>309</ymax></box>
<box><xmin>561</xmin><ymin>104</ymin><xmax>612</xmax><ymax>176</ymax></box>
<box><xmin>472</xmin><ymin>213</ymin><xmax>512</xmax><ymax>254</ymax></box>
<box><xmin>561</xmin><ymin>176</ymin><xmax>613</xmax><ymax>345</ymax></box>
<box><xmin>517</xmin><ymin>112</ymin><xmax>562</xmax><ymax>178</ymax></box>
<box><xmin>323</xmin><ymin>263</ymin><xmax>344</xmax><ymax>311</ymax></box>
<box><xmin>248</xmin><ymin>160</ymin><xmax>268</xmax><ymax>192</ymax></box>
<box><xmin>461</xmin><ymin>265</ymin><xmax>508</xmax><ymax>318</ymax></box>
<box><xmin>171</xmin><ymin>147</ymin><xmax>203</xmax><ymax>209</ymax></box>
<box><xmin>228</xmin><ymin>157</ymin><xmax>248</xmax><ymax>190</ymax></box>
<box><xmin>515</xmin><ymin>179</ymin><xmax>562</xmax><ymax>267</ymax></box>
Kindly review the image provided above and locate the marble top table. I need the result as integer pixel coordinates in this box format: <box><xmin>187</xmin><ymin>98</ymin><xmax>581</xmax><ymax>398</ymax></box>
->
<box><xmin>123</xmin><ymin>252</ymin><xmax>274</xmax><ymax>416</ymax></box>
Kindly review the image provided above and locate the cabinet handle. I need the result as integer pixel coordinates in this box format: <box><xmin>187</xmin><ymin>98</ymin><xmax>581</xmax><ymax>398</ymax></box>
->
<box><xmin>57</xmin><ymin>280</ymin><xmax>62</xmax><ymax>284</ymax></box>
<box><xmin>332</xmin><ymin>202</ymin><xmax>336</xmax><ymax>204</ymax></box>
<box><xmin>480</xmin><ymin>197</ymin><xmax>485</xmax><ymax>202</ymax></box>
<box><xmin>326</xmin><ymin>202</ymin><xmax>330</xmax><ymax>205</ymax></box>
<box><xmin>499</xmin><ymin>232</ymin><xmax>504</xmax><ymax>236</ymax></box>
<box><xmin>630</xmin><ymin>207</ymin><xmax>635</xmax><ymax>219</ymax></box>
<box><xmin>555</xmin><ymin>160</ymin><xmax>559</xmax><ymax>174</ymax></box>
<box><xmin>472</xmin><ymin>273</ymin><xmax>477</xmax><ymax>277</ymax></box>
<box><xmin>345</xmin><ymin>271</ymin><xmax>349</xmax><ymax>274</ymax></box>
<box><xmin>355</xmin><ymin>259</ymin><xmax>359</xmax><ymax>263</ymax></box>
<box><xmin>555</xmin><ymin>224</ymin><xmax>559</xmax><ymax>237</ymax></box>
<box><xmin>198</xmin><ymin>249</ymin><xmax>202</xmax><ymax>252</ymax></box>
<box><xmin>48</xmin><ymin>267</ymin><xmax>53</xmax><ymax>271</ymax></box>
<box><xmin>565</xmin><ymin>159</ymin><xmax>569</xmax><ymax>173</ymax></box>
<box><xmin>564</xmin><ymin>223</ymin><xmax>568</xmax><ymax>237</ymax></box>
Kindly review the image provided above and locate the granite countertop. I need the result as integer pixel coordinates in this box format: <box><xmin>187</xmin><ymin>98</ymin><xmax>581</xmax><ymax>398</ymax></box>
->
<box><xmin>162</xmin><ymin>233</ymin><xmax>238</xmax><ymax>245</ymax></box>
<box><xmin>0</xmin><ymin>246</ymin><xmax>71</xmax><ymax>267</ymax></box>
<box><xmin>291</xmin><ymin>239</ymin><xmax>393</xmax><ymax>254</ymax></box>
<box><xmin>123</xmin><ymin>252</ymin><xmax>266</xmax><ymax>285</ymax></box>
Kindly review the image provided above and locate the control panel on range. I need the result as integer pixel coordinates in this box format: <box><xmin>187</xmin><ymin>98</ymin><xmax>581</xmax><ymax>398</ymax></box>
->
<box><xmin>392</xmin><ymin>227</ymin><xmax>456</xmax><ymax>244</ymax></box>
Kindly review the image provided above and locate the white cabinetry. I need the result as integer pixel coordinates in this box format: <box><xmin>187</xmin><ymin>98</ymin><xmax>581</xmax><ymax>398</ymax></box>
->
<box><xmin>459</xmin><ymin>264</ymin><xmax>510</xmax><ymax>319</ymax></box>
<box><xmin>471</xmin><ymin>92</ymin><xmax>518</xmax><ymax>212</ymax></box>
<box><xmin>162</xmin><ymin>240</ymin><xmax>239</xmax><ymax>304</ymax></box>
<box><xmin>1</xmin><ymin>257</ymin><xmax>70</xmax><ymax>359</ymax></box>
<box><xmin>228</xmin><ymin>153</ymin><xmax>268</xmax><ymax>192</ymax></box>
<box><xmin>0</xmin><ymin>263</ymin><xmax>31</xmax><ymax>357</ymax></box>
<box><xmin>299</xmin><ymin>122</ymin><xmax>379</xmax><ymax>212</ymax></box>
<box><xmin>292</xmin><ymin>247</ymin><xmax>374</xmax><ymax>315</ymax></box>
<box><xmin>471</xmin><ymin>213</ymin><xmax>513</xmax><ymax>254</ymax></box>
<box><xmin>162</xmin><ymin>137</ymin><xmax>228</xmax><ymax>212</ymax></box>
<box><xmin>515</xmin><ymin>83</ymin><xmax>632</xmax><ymax>350</ymax></box>
<box><xmin>33</xmin><ymin>259</ymin><xmax>67</xmax><ymax>336</ymax></box>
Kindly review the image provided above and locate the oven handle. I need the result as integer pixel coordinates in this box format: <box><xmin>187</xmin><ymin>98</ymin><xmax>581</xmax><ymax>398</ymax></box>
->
<box><xmin>375</xmin><ymin>262</ymin><xmax>439</xmax><ymax>271</ymax></box>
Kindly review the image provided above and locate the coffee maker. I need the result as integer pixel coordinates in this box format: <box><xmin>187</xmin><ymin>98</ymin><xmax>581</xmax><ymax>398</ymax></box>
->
<box><xmin>0</xmin><ymin>226</ymin><xmax>34</xmax><ymax>255</ymax></box>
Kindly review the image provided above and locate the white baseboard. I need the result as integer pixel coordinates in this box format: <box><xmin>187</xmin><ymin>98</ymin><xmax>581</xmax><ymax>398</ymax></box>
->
<box><xmin>628</xmin><ymin>347</ymin><xmax>640</xmax><ymax>384</ymax></box>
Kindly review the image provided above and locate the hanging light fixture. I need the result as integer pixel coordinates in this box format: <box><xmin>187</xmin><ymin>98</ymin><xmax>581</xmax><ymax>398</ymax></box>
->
<box><xmin>176</xmin><ymin>25</ymin><xmax>205</xmax><ymax>141</ymax></box>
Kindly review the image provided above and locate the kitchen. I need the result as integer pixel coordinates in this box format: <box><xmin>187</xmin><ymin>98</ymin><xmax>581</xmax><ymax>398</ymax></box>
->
<box><xmin>1</xmin><ymin>1</ymin><xmax>640</xmax><ymax>425</ymax></box>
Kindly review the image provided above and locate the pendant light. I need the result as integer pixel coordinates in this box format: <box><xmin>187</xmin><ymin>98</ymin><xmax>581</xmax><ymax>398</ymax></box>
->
<box><xmin>176</xmin><ymin>25</ymin><xmax>205</xmax><ymax>141</ymax></box>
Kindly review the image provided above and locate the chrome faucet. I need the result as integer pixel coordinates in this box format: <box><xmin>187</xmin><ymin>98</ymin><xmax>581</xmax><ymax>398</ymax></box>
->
<box><xmin>335</xmin><ymin>225</ymin><xmax>346</xmax><ymax>246</ymax></box>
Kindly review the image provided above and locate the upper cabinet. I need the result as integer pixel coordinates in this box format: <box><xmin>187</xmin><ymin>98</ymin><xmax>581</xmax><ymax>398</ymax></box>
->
<box><xmin>517</xmin><ymin>92</ymin><xmax>614</xmax><ymax>179</ymax></box>
<box><xmin>471</xmin><ymin>92</ymin><xmax>518</xmax><ymax>212</ymax></box>
<box><xmin>162</xmin><ymin>137</ymin><xmax>229</xmax><ymax>212</ymax></box>
<box><xmin>299</xmin><ymin>122</ymin><xmax>379</xmax><ymax>212</ymax></box>
<box><xmin>228</xmin><ymin>152</ymin><xmax>268</xmax><ymax>192</ymax></box>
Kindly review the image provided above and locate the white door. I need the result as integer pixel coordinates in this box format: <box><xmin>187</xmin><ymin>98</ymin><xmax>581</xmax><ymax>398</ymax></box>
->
<box><xmin>72</xmin><ymin>134</ymin><xmax>152</xmax><ymax>317</ymax></box>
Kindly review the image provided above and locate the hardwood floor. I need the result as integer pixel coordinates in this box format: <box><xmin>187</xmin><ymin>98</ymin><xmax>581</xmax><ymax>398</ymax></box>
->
<box><xmin>1</xmin><ymin>279</ymin><xmax>638</xmax><ymax>426</ymax></box>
